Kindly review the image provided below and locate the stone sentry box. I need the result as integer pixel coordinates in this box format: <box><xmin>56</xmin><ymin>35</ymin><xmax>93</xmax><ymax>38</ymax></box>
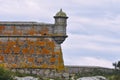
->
<box><xmin>0</xmin><ymin>9</ymin><xmax>68</xmax><ymax>71</ymax></box>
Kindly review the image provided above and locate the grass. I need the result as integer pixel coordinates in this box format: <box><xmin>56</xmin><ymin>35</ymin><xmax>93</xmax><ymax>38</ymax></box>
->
<box><xmin>0</xmin><ymin>67</ymin><xmax>14</xmax><ymax>80</ymax></box>
<box><xmin>107</xmin><ymin>70</ymin><xmax>120</xmax><ymax>80</ymax></box>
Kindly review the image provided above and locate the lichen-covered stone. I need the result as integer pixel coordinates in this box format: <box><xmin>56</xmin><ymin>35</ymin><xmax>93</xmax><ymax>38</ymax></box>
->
<box><xmin>0</xmin><ymin>9</ymin><xmax>68</xmax><ymax>71</ymax></box>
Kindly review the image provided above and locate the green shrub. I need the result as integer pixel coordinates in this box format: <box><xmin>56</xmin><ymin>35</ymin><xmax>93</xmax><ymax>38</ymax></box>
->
<box><xmin>0</xmin><ymin>67</ymin><xmax>14</xmax><ymax>80</ymax></box>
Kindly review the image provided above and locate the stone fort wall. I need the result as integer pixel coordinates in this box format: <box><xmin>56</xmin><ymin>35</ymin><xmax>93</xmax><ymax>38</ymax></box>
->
<box><xmin>0</xmin><ymin>9</ymin><xmax>68</xmax><ymax>71</ymax></box>
<box><xmin>65</xmin><ymin>66</ymin><xmax>114</xmax><ymax>74</ymax></box>
<box><xmin>10</xmin><ymin>66</ymin><xmax>114</xmax><ymax>78</ymax></box>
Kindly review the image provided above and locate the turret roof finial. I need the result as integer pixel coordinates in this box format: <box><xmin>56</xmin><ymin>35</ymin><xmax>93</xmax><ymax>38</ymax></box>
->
<box><xmin>55</xmin><ymin>9</ymin><xmax>67</xmax><ymax>17</ymax></box>
<box><xmin>60</xmin><ymin>9</ymin><xmax>62</xmax><ymax>12</ymax></box>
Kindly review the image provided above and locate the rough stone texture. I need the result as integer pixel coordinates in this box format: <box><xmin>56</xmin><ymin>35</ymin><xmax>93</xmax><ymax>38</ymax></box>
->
<box><xmin>0</xmin><ymin>9</ymin><xmax>68</xmax><ymax>71</ymax></box>
<box><xmin>65</xmin><ymin>66</ymin><xmax>114</xmax><ymax>74</ymax></box>
<box><xmin>10</xmin><ymin>65</ymin><xmax>114</xmax><ymax>78</ymax></box>
<box><xmin>77</xmin><ymin>76</ymin><xmax>107</xmax><ymax>80</ymax></box>
<box><xmin>14</xmin><ymin>76</ymin><xmax>38</xmax><ymax>80</ymax></box>
<box><xmin>11</xmin><ymin>68</ymin><xmax>68</xmax><ymax>78</ymax></box>
<box><xmin>18</xmin><ymin>69</ymin><xmax>24</xmax><ymax>73</ymax></box>
<box><xmin>62</xmin><ymin>73</ymin><xmax>70</xmax><ymax>80</ymax></box>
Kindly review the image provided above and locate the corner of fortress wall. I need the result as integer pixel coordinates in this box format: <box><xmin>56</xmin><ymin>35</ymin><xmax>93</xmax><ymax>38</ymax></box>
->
<box><xmin>0</xmin><ymin>9</ymin><xmax>68</xmax><ymax>71</ymax></box>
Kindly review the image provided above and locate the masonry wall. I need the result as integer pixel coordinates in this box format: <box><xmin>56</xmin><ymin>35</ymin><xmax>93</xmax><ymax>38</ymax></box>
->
<box><xmin>0</xmin><ymin>23</ymin><xmax>64</xmax><ymax>70</ymax></box>
<box><xmin>65</xmin><ymin>66</ymin><xmax>114</xmax><ymax>74</ymax></box>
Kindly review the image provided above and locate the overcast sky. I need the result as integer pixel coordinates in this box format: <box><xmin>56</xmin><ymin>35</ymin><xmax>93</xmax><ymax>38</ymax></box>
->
<box><xmin>0</xmin><ymin>0</ymin><xmax>120</xmax><ymax>68</ymax></box>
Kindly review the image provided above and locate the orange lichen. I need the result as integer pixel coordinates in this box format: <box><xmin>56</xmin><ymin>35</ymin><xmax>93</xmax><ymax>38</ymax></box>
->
<box><xmin>28</xmin><ymin>57</ymin><xmax>34</xmax><ymax>62</ymax></box>
<box><xmin>4</xmin><ymin>47</ymin><xmax>11</xmax><ymax>54</ymax></box>
<box><xmin>13</xmin><ymin>46</ymin><xmax>20</xmax><ymax>53</ymax></box>
<box><xmin>0</xmin><ymin>26</ymin><xmax>5</xmax><ymax>33</ymax></box>
<box><xmin>28</xmin><ymin>27</ymin><xmax>36</xmax><ymax>35</ymax></box>
<box><xmin>49</xmin><ymin>41</ymin><xmax>55</xmax><ymax>47</ymax></box>
<box><xmin>46</xmin><ymin>40</ymin><xmax>55</xmax><ymax>51</ymax></box>
<box><xmin>36</xmin><ymin>49</ymin><xmax>41</xmax><ymax>54</ymax></box>
<box><xmin>7</xmin><ymin>41</ymin><xmax>13</xmax><ymax>46</ymax></box>
<box><xmin>11</xmin><ymin>26</ymin><xmax>22</xmax><ymax>35</ymax></box>
<box><xmin>37</xmin><ymin>58</ymin><xmax>42</xmax><ymax>63</ymax></box>
<box><xmin>40</xmin><ymin>27</ymin><xmax>49</xmax><ymax>35</ymax></box>
<box><xmin>50</xmin><ymin>58</ymin><xmax>56</xmax><ymax>62</ymax></box>
<box><xmin>18</xmin><ymin>41</ymin><xmax>24</xmax><ymax>46</ymax></box>
<box><xmin>41</xmin><ymin>63</ymin><xmax>47</xmax><ymax>68</ymax></box>
<box><xmin>12</xmin><ymin>64</ymin><xmax>17</xmax><ymax>68</ymax></box>
<box><xmin>27</xmin><ymin>40</ymin><xmax>34</xmax><ymax>46</ymax></box>
<box><xmin>3</xmin><ymin>63</ymin><xmax>8</xmax><ymax>68</ymax></box>
<box><xmin>20</xmin><ymin>62</ymin><xmax>28</xmax><ymax>68</ymax></box>
<box><xmin>12</xmin><ymin>26</ymin><xmax>17</xmax><ymax>34</ymax></box>
<box><xmin>7</xmin><ymin>41</ymin><xmax>16</xmax><ymax>46</ymax></box>
<box><xmin>17</xmin><ymin>30</ymin><xmax>23</xmax><ymax>35</ymax></box>
<box><xmin>29</xmin><ymin>48</ymin><xmax>34</xmax><ymax>54</ymax></box>
<box><xmin>0</xmin><ymin>26</ymin><xmax>5</xmax><ymax>30</ymax></box>
<box><xmin>0</xmin><ymin>26</ymin><xmax>64</xmax><ymax>70</ymax></box>
<box><xmin>41</xmin><ymin>48</ymin><xmax>50</xmax><ymax>54</ymax></box>
<box><xmin>54</xmin><ymin>51</ymin><xmax>60</xmax><ymax>54</ymax></box>
<box><xmin>50</xmin><ymin>65</ymin><xmax>56</xmax><ymax>68</ymax></box>
<box><xmin>0</xmin><ymin>50</ymin><xmax>2</xmax><ymax>53</ymax></box>
<box><xmin>32</xmin><ymin>64</ymin><xmax>37</xmax><ymax>68</ymax></box>
<box><xmin>3</xmin><ymin>31</ymin><xmax>12</xmax><ymax>35</ymax></box>
<box><xmin>22</xmin><ymin>48</ymin><xmax>29</xmax><ymax>54</ymax></box>
<box><xmin>0</xmin><ymin>56</ymin><xmax>4</xmax><ymax>61</ymax></box>
<box><xmin>0</xmin><ymin>41</ymin><xmax>2</xmax><ymax>45</ymax></box>
<box><xmin>36</xmin><ymin>41</ymin><xmax>45</xmax><ymax>46</ymax></box>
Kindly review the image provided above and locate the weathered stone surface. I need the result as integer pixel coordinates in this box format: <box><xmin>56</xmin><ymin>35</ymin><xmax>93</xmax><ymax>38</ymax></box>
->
<box><xmin>65</xmin><ymin>66</ymin><xmax>114</xmax><ymax>74</ymax></box>
<box><xmin>32</xmin><ymin>70</ymin><xmax>37</xmax><ymax>74</ymax></box>
<box><xmin>25</xmin><ymin>70</ymin><xmax>30</xmax><ymax>74</ymax></box>
<box><xmin>18</xmin><ymin>69</ymin><xmax>24</xmax><ymax>73</ymax></box>
<box><xmin>54</xmin><ymin>73</ymin><xmax>61</xmax><ymax>77</ymax></box>
<box><xmin>11</xmin><ymin>69</ymin><xmax>16</xmax><ymax>72</ymax></box>
<box><xmin>49</xmin><ymin>72</ymin><xmax>54</xmax><ymax>78</ymax></box>
<box><xmin>62</xmin><ymin>73</ymin><xmax>69</xmax><ymax>80</ymax></box>
<box><xmin>0</xmin><ymin>9</ymin><xmax>68</xmax><ymax>71</ymax></box>
<box><xmin>36</xmin><ymin>69</ymin><xmax>45</xmax><ymax>76</ymax></box>
<box><xmin>14</xmin><ymin>76</ymin><xmax>38</xmax><ymax>80</ymax></box>
<box><xmin>77</xmin><ymin>76</ymin><xmax>107</xmax><ymax>80</ymax></box>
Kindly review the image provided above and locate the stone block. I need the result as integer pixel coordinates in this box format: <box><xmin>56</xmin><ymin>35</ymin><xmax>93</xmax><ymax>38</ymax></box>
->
<box><xmin>18</xmin><ymin>69</ymin><xmax>24</xmax><ymax>73</ymax></box>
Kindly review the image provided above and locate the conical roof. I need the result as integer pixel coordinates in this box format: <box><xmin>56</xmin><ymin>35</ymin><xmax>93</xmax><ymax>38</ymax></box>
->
<box><xmin>55</xmin><ymin>9</ymin><xmax>67</xmax><ymax>17</ymax></box>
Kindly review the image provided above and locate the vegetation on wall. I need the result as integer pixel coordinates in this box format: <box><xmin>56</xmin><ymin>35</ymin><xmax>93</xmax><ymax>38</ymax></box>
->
<box><xmin>0</xmin><ymin>67</ymin><xmax>14</xmax><ymax>80</ymax></box>
<box><xmin>0</xmin><ymin>66</ymin><xmax>120</xmax><ymax>80</ymax></box>
<box><xmin>74</xmin><ymin>68</ymin><xmax>120</xmax><ymax>80</ymax></box>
